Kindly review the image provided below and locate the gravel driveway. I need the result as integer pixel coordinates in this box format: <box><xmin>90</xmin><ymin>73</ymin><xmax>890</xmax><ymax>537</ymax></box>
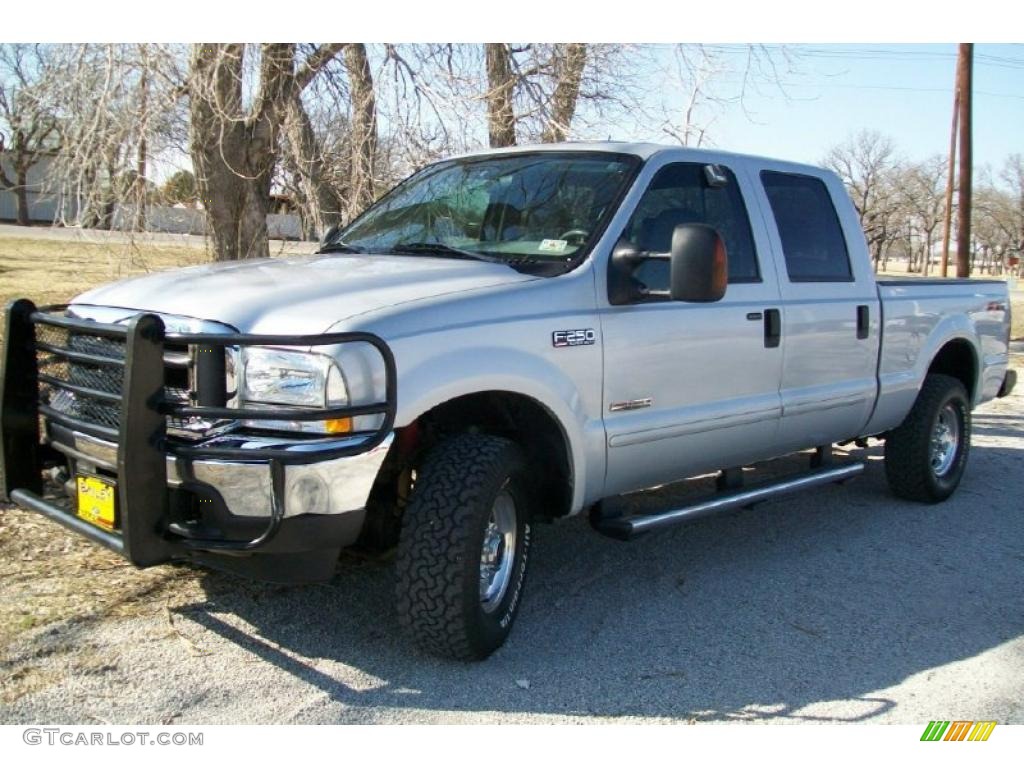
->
<box><xmin>2</xmin><ymin>382</ymin><xmax>1022</xmax><ymax>725</ymax></box>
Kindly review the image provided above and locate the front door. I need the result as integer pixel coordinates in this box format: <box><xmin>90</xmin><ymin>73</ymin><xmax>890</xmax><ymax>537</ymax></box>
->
<box><xmin>601</xmin><ymin>160</ymin><xmax>784</xmax><ymax>497</ymax></box>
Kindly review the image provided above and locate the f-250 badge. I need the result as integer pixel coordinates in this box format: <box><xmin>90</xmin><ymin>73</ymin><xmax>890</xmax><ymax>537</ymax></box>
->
<box><xmin>552</xmin><ymin>329</ymin><xmax>596</xmax><ymax>347</ymax></box>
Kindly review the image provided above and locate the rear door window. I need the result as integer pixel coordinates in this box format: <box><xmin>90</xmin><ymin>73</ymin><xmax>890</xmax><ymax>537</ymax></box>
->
<box><xmin>760</xmin><ymin>171</ymin><xmax>852</xmax><ymax>282</ymax></box>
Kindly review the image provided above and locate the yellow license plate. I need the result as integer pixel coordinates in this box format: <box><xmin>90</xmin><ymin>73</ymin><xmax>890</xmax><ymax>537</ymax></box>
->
<box><xmin>76</xmin><ymin>475</ymin><xmax>117</xmax><ymax>531</ymax></box>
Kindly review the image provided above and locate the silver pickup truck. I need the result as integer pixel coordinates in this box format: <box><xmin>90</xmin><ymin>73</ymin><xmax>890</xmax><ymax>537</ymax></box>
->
<box><xmin>1</xmin><ymin>142</ymin><xmax>1016</xmax><ymax>660</ymax></box>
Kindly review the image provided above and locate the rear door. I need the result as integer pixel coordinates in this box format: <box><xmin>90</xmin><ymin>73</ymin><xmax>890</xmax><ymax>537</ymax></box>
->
<box><xmin>600</xmin><ymin>158</ymin><xmax>785</xmax><ymax>497</ymax></box>
<box><xmin>752</xmin><ymin>167</ymin><xmax>881</xmax><ymax>452</ymax></box>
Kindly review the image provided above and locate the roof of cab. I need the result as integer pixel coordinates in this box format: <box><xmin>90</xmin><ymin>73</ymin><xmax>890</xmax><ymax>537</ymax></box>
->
<box><xmin>448</xmin><ymin>140</ymin><xmax>828</xmax><ymax>176</ymax></box>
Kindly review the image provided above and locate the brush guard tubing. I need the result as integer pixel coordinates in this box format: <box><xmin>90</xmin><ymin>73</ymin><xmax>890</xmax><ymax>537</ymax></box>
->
<box><xmin>1</xmin><ymin>301</ymin><xmax>398</xmax><ymax>560</ymax></box>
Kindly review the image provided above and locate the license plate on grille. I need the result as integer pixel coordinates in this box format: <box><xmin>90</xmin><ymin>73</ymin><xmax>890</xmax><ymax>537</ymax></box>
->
<box><xmin>76</xmin><ymin>475</ymin><xmax>117</xmax><ymax>531</ymax></box>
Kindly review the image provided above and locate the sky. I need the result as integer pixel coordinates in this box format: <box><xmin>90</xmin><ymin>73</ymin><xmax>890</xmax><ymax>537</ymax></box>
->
<box><xmin>619</xmin><ymin>44</ymin><xmax>1024</xmax><ymax>176</ymax></box>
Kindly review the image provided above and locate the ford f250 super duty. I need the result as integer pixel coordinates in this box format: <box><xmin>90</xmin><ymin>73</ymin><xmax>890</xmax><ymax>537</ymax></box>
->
<box><xmin>1</xmin><ymin>143</ymin><xmax>1016</xmax><ymax>660</ymax></box>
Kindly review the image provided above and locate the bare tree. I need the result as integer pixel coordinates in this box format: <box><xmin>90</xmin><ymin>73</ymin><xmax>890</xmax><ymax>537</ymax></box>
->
<box><xmin>479</xmin><ymin>44</ymin><xmax>637</xmax><ymax>147</ymax></box>
<box><xmin>281</xmin><ymin>93</ymin><xmax>347</xmax><ymax>238</ymax></box>
<box><xmin>649</xmin><ymin>45</ymin><xmax>803</xmax><ymax>148</ymax></box>
<box><xmin>540</xmin><ymin>43</ymin><xmax>587</xmax><ymax>143</ymax></box>
<box><xmin>36</xmin><ymin>44</ymin><xmax>187</xmax><ymax>233</ymax></box>
<box><xmin>485</xmin><ymin>44</ymin><xmax>517</xmax><ymax>147</ymax></box>
<box><xmin>975</xmin><ymin>155</ymin><xmax>1024</xmax><ymax>276</ymax></box>
<box><xmin>187</xmin><ymin>43</ymin><xmax>344</xmax><ymax>261</ymax></box>
<box><xmin>824</xmin><ymin>131</ymin><xmax>902</xmax><ymax>271</ymax></box>
<box><xmin>899</xmin><ymin>156</ymin><xmax>947</xmax><ymax>276</ymax></box>
<box><xmin>0</xmin><ymin>45</ymin><xmax>61</xmax><ymax>226</ymax></box>
<box><xmin>343</xmin><ymin>43</ymin><xmax>378</xmax><ymax>218</ymax></box>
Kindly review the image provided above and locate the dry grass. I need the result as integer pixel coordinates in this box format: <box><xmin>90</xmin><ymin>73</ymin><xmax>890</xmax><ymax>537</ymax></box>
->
<box><xmin>0</xmin><ymin>233</ymin><xmax>221</xmax><ymax>701</ymax></box>
<box><xmin>0</xmin><ymin>235</ymin><xmax>210</xmax><ymax>326</ymax></box>
<box><xmin>0</xmin><ymin>230</ymin><xmax>320</xmax><ymax>703</ymax></box>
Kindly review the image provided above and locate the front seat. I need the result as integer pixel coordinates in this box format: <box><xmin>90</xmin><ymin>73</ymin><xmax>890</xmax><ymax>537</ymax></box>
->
<box><xmin>638</xmin><ymin>207</ymin><xmax>702</xmax><ymax>253</ymax></box>
<box><xmin>632</xmin><ymin>208</ymin><xmax>703</xmax><ymax>292</ymax></box>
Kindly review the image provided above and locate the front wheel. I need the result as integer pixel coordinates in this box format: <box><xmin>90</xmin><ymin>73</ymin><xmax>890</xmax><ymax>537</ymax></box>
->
<box><xmin>395</xmin><ymin>433</ymin><xmax>533</xmax><ymax>660</ymax></box>
<box><xmin>884</xmin><ymin>374</ymin><xmax>971</xmax><ymax>503</ymax></box>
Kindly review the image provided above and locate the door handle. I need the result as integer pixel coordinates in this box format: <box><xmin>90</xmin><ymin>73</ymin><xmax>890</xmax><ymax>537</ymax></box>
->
<box><xmin>856</xmin><ymin>305</ymin><xmax>870</xmax><ymax>340</ymax></box>
<box><xmin>764</xmin><ymin>308</ymin><xmax>781</xmax><ymax>348</ymax></box>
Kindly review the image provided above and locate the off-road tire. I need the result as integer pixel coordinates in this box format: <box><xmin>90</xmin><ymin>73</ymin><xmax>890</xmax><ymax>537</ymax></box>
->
<box><xmin>395</xmin><ymin>433</ymin><xmax>532</xmax><ymax>660</ymax></box>
<box><xmin>884</xmin><ymin>374</ymin><xmax>971</xmax><ymax>503</ymax></box>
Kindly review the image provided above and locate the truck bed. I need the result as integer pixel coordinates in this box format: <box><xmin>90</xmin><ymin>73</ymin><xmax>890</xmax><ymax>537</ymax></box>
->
<box><xmin>864</xmin><ymin>277</ymin><xmax>1012</xmax><ymax>436</ymax></box>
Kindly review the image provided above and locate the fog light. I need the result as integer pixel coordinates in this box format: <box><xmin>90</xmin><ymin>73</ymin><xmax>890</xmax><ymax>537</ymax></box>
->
<box><xmin>287</xmin><ymin>474</ymin><xmax>329</xmax><ymax>516</ymax></box>
<box><xmin>324</xmin><ymin>417</ymin><xmax>353</xmax><ymax>434</ymax></box>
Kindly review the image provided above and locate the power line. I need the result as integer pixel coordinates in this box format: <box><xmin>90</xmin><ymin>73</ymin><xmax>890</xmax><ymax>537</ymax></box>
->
<box><xmin>691</xmin><ymin>44</ymin><xmax>1024</xmax><ymax>71</ymax></box>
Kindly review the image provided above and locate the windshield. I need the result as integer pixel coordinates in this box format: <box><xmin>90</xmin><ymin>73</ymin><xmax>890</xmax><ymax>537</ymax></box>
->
<box><xmin>329</xmin><ymin>152</ymin><xmax>639</xmax><ymax>273</ymax></box>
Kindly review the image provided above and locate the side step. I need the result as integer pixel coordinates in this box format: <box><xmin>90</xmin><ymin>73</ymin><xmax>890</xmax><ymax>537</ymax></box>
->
<box><xmin>591</xmin><ymin>462</ymin><xmax>864</xmax><ymax>541</ymax></box>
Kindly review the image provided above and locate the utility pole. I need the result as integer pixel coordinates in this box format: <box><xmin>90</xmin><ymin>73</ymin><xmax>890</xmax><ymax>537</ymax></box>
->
<box><xmin>940</xmin><ymin>84</ymin><xmax>959</xmax><ymax>277</ymax></box>
<box><xmin>955</xmin><ymin>43</ymin><xmax>973</xmax><ymax>278</ymax></box>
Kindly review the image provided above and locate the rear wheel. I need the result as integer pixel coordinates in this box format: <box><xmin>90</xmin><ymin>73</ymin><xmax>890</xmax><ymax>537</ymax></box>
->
<box><xmin>395</xmin><ymin>433</ymin><xmax>532</xmax><ymax>660</ymax></box>
<box><xmin>884</xmin><ymin>374</ymin><xmax>971</xmax><ymax>503</ymax></box>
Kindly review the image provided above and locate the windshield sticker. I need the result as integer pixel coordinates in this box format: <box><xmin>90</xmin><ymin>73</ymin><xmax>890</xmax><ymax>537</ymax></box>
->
<box><xmin>538</xmin><ymin>239</ymin><xmax>568</xmax><ymax>253</ymax></box>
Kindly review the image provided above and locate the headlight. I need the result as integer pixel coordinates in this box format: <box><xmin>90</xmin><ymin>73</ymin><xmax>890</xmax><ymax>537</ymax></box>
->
<box><xmin>242</xmin><ymin>348</ymin><xmax>349</xmax><ymax>408</ymax></box>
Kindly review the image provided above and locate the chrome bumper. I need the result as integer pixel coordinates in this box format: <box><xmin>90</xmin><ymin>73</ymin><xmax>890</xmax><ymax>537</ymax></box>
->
<box><xmin>53</xmin><ymin>429</ymin><xmax>394</xmax><ymax>520</ymax></box>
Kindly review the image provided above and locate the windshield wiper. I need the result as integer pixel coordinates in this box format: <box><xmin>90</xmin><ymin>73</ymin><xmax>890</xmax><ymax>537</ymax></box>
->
<box><xmin>318</xmin><ymin>241</ymin><xmax>362</xmax><ymax>254</ymax></box>
<box><xmin>390</xmin><ymin>242</ymin><xmax>504</xmax><ymax>264</ymax></box>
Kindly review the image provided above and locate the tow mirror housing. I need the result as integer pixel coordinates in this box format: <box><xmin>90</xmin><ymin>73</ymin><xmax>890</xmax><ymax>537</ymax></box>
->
<box><xmin>669</xmin><ymin>224</ymin><xmax>728</xmax><ymax>303</ymax></box>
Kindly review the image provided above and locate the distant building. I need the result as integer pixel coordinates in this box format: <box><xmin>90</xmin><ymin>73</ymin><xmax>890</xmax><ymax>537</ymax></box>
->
<box><xmin>0</xmin><ymin>151</ymin><xmax>79</xmax><ymax>224</ymax></box>
<box><xmin>1</xmin><ymin>152</ymin><xmax>303</xmax><ymax>240</ymax></box>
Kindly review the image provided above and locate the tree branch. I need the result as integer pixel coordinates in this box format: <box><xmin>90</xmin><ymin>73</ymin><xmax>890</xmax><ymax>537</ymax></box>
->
<box><xmin>294</xmin><ymin>43</ymin><xmax>346</xmax><ymax>92</ymax></box>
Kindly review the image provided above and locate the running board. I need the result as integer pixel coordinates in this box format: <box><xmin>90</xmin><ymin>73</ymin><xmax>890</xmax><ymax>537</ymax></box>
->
<box><xmin>591</xmin><ymin>463</ymin><xmax>864</xmax><ymax>541</ymax></box>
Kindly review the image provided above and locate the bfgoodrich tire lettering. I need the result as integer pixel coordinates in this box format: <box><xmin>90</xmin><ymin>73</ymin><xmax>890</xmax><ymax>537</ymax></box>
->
<box><xmin>395</xmin><ymin>433</ymin><xmax>533</xmax><ymax>660</ymax></box>
<box><xmin>884</xmin><ymin>374</ymin><xmax>971</xmax><ymax>503</ymax></box>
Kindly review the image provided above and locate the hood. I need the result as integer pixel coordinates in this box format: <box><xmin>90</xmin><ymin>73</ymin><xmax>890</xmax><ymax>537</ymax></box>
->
<box><xmin>71</xmin><ymin>253</ymin><xmax>538</xmax><ymax>334</ymax></box>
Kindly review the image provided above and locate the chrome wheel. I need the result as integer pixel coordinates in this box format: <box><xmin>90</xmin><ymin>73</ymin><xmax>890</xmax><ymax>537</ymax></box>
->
<box><xmin>480</xmin><ymin>485</ymin><xmax>517</xmax><ymax>612</ymax></box>
<box><xmin>930</xmin><ymin>403</ymin><xmax>961</xmax><ymax>477</ymax></box>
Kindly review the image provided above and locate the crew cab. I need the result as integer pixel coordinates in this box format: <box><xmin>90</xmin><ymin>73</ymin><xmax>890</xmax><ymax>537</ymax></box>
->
<box><xmin>1</xmin><ymin>143</ymin><xmax>1016</xmax><ymax>660</ymax></box>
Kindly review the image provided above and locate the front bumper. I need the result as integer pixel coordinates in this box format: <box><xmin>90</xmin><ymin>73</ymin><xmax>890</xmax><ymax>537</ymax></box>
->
<box><xmin>1</xmin><ymin>300</ymin><xmax>397</xmax><ymax>582</ymax></box>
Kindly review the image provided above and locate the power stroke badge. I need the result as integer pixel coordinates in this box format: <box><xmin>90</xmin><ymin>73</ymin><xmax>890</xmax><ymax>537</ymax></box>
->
<box><xmin>552</xmin><ymin>329</ymin><xmax>596</xmax><ymax>348</ymax></box>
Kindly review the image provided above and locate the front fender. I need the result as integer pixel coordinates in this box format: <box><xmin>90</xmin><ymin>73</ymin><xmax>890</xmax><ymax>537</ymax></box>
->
<box><xmin>391</xmin><ymin>343</ymin><xmax>601</xmax><ymax>515</ymax></box>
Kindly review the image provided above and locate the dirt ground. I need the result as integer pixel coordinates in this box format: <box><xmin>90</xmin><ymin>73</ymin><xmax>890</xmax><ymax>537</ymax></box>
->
<box><xmin>0</xmin><ymin>226</ymin><xmax>316</xmax><ymax>690</ymax></box>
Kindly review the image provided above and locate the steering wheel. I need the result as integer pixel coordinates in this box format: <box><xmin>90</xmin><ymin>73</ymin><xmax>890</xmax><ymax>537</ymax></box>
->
<box><xmin>559</xmin><ymin>229</ymin><xmax>590</xmax><ymax>246</ymax></box>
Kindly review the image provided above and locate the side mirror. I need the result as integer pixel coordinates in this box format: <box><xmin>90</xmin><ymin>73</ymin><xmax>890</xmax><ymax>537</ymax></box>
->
<box><xmin>669</xmin><ymin>223</ymin><xmax>728</xmax><ymax>303</ymax></box>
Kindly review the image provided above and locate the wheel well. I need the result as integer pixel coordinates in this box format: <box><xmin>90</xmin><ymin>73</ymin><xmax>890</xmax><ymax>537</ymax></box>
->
<box><xmin>927</xmin><ymin>339</ymin><xmax>977</xmax><ymax>401</ymax></box>
<box><xmin>417</xmin><ymin>391</ymin><xmax>573</xmax><ymax>520</ymax></box>
<box><xmin>365</xmin><ymin>390</ymin><xmax>574</xmax><ymax>538</ymax></box>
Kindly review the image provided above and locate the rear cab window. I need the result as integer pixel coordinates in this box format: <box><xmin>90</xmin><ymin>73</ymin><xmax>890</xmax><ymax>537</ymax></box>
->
<box><xmin>760</xmin><ymin>171</ymin><xmax>853</xmax><ymax>283</ymax></box>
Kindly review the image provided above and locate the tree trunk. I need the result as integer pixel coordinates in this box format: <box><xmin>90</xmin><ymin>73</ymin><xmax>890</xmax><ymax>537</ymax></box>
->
<box><xmin>97</xmin><ymin>154</ymin><xmax>118</xmax><ymax>231</ymax></box>
<box><xmin>189</xmin><ymin>44</ymin><xmax>284</xmax><ymax>261</ymax></box>
<box><xmin>344</xmin><ymin>43</ymin><xmax>378</xmax><ymax>220</ymax></box>
<box><xmin>14</xmin><ymin>165</ymin><xmax>30</xmax><ymax>226</ymax></box>
<box><xmin>542</xmin><ymin>43</ymin><xmax>587</xmax><ymax>143</ymax></box>
<box><xmin>134</xmin><ymin>63</ymin><xmax>149</xmax><ymax>232</ymax></box>
<box><xmin>187</xmin><ymin>43</ymin><xmax>343</xmax><ymax>260</ymax></box>
<box><xmin>285</xmin><ymin>92</ymin><xmax>345</xmax><ymax>238</ymax></box>
<box><xmin>485</xmin><ymin>44</ymin><xmax>516</xmax><ymax>148</ymax></box>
